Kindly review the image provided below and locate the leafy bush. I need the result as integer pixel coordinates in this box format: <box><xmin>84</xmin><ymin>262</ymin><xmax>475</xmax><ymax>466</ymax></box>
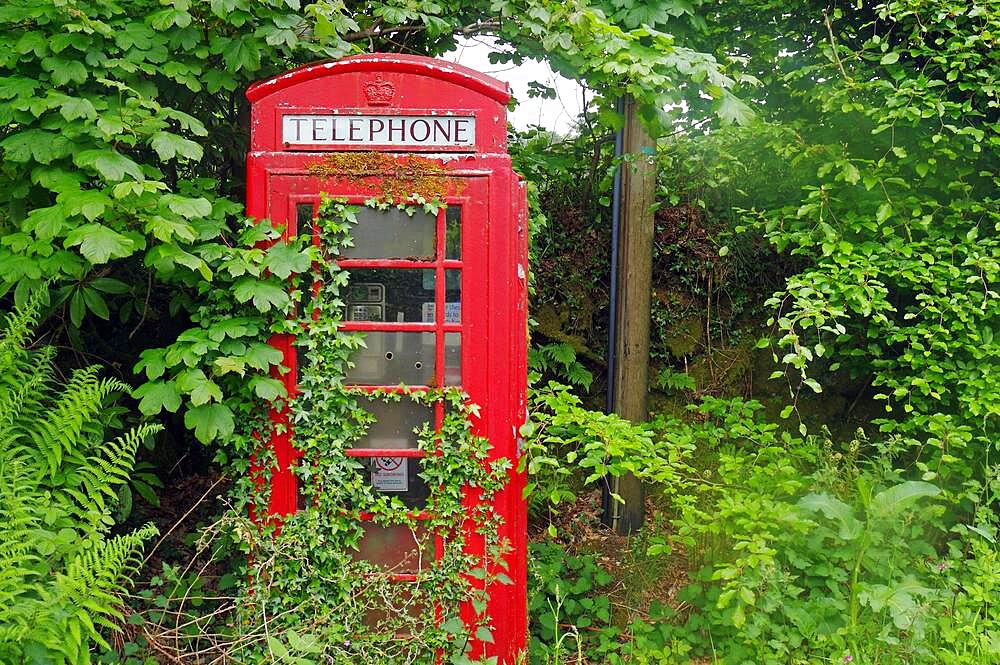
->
<box><xmin>667</xmin><ymin>410</ymin><xmax>1000</xmax><ymax>664</ymax></box>
<box><xmin>0</xmin><ymin>301</ymin><xmax>158</xmax><ymax>663</ymax></box>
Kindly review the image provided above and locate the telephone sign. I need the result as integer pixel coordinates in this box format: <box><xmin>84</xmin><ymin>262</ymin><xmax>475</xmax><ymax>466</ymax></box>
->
<box><xmin>246</xmin><ymin>54</ymin><xmax>528</xmax><ymax>661</ymax></box>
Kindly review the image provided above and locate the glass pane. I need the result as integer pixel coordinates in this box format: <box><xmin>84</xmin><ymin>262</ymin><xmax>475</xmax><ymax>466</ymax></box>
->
<box><xmin>296</xmin><ymin>202</ymin><xmax>314</xmax><ymax>237</ymax></box>
<box><xmin>345</xmin><ymin>269</ymin><xmax>434</xmax><ymax>323</ymax></box>
<box><xmin>419</xmin><ymin>270</ymin><xmax>461</xmax><ymax>324</ymax></box>
<box><xmin>365</xmin><ymin>456</ymin><xmax>431</xmax><ymax>508</ymax></box>
<box><xmin>346</xmin><ymin>332</ymin><xmax>435</xmax><ymax>385</ymax></box>
<box><xmin>343</xmin><ymin>207</ymin><xmax>435</xmax><ymax>260</ymax></box>
<box><xmin>353</xmin><ymin>523</ymin><xmax>432</xmax><ymax>572</ymax></box>
<box><xmin>445</xmin><ymin>206</ymin><xmax>461</xmax><ymax>260</ymax></box>
<box><xmin>354</xmin><ymin>397</ymin><xmax>433</xmax><ymax>450</ymax></box>
<box><xmin>444</xmin><ymin>333</ymin><xmax>460</xmax><ymax>386</ymax></box>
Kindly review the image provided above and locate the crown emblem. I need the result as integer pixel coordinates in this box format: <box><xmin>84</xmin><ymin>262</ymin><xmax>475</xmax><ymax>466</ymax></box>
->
<box><xmin>364</xmin><ymin>75</ymin><xmax>395</xmax><ymax>106</ymax></box>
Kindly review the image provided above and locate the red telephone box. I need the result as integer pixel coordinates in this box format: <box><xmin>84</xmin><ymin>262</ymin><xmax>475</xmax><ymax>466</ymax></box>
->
<box><xmin>246</xmin><ymin>55</ymin><xmax>528</xmax><ymax>661</ymax></box>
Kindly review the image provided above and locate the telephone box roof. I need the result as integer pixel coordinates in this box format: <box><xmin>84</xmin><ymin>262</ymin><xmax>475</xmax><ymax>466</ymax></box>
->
<box><xmin>245</xmin><ymin>53</ymin><xmax>511</xmax><ymax>105</ymax></box>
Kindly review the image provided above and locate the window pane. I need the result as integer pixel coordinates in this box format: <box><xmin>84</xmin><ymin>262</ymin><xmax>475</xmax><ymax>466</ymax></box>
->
<box><xmin>353</xmin><ymin>522</ymin><xmax>433</xmax><ymax>572</ymax></box>
<box><xmin>296</xmin><ymin>202</ymin><xmax>314</xmax><ymax>237</ymax></box>
<box><xmin>445</xmin><ymin>206</ymin><xmax>461</xmax><ymax>260</ymax></box>
<box><xmin>419</xmin><ymin>270</ymin><xmax>460</xmax><ymax>324</ymax></box>
<box><xmin>342</xmin><ymin>206</ymin><xmax>435</xmax><ymax>260</ymax></box>
<box><xmin>353</xmin><ymin>397</ymin><xmax>433</xmax><ymax>450</ymax></box>
<box><xmin>346</xmin><ymin>332</ymin><xmax>435</xmax><ymax>385</ymax></box>
<box><xmin>345</xmin><ymin>269</ymin><xmax>434</xmax><ymax>323</ymax></box>
<box><xmin>444</xmin><ymin>333</ymin><xmax>460</xmax><ymax>386</ymax></box>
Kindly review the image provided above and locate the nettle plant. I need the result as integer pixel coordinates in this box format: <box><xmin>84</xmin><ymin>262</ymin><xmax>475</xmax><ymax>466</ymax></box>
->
<box><xmin>137</xmin><ymin>196</ymin><xmax>511</xmax><ymax>664</ymax></box>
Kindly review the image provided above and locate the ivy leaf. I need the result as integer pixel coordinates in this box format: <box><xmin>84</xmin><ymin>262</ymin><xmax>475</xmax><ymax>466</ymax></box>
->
<box><xmin>184</xmin><ymin>403</ymin><xmax>235</xmax><ymax>443</ymax></box>
<box><xmin>150</xmin><ymin>131</ymin><xmax>204</xmax><ymax>162</ymax></box>
<box><xmin>233</xmin><ymin>277</ymin><xmax>289</xmax><ymax>312</ymax></box>
<box><xmin>133</xmin><ymin>381</ymin><xmax>182</xmax><ymax>415</ymax></box>
<box><xmin>263</xmin><ymin>242</ymin><xmax>311</xmax><ymax>278</ymax></box>
<box><xmin>64</xmin><ymin>224</ymin><xmax>136</xmax><ymax>264</ymax></box>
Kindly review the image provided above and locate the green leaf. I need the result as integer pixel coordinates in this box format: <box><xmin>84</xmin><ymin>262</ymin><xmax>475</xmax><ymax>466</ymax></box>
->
<box><xmin>64</xmin><ymin>224</ymin><xmax>136</xmax><ymax>264</ymax></box>
<box><xmin>840</xmin><ymin>162</ymin><xmax>861</xmax><ymax>185</ymax></box>
<box><xmin>244</xmin><ymin>343</ymin><xmax>284</xmax><ymax>370</ymax></box>
<box><xmin>233</xmin><ymin>277</ymin><xmax>289</xmax><ymax>312</ymax></box>
<box><xmin>81</xmin><ymin>287</ymin><xmax>110</xmax><ymax>319</ymax></box>
<box><xmin>176</xmin><ymin>369</ymin><xmax>223</xmax><ymax>406</ymax></box>
<box><xmin>1</xmin><ymin>130</ymin><xmax>72</xmax><ymax>164</ymax></box>
<box><xmin>249</xmin><ymin>376</ymin><xmax>287</xmax><ymax>401</ymax></box>
<box><xmin>135</xmin><ymin>349</ymin><xmax>168</xmax><ymax>380</ymax></box>
<box><xmin>714</xmin><ymin>91</ymin><xmax>754</xmax><ymax>126</ymax></box>
<box><xmin>803</xmin><ymin>377</ymin><xmax>823</xmax><ymax>393</ymax></box>
<box><xmin>869</xmin><ymin>481</ymin><xmax>940</xmax><ymax>519</ymax></box>
<box><xmin>184</xmin><ymin>403</ymin><xmax>235</xmax><ymax>443</ymax></box>
<box><xmin>75</xmin><ymin>149</ymin><xmax>144</xmax><ymax>182</ymax></box>
<box><xmin>876</xmin><ymin>202</ymin><xmax>893</xmax><ymax>223</ymax></box>
<box><xmin>25</xmin><ymin>205</ymin><xmax>66</xmax><ymax>240</ymax></box>
<box><xmin>150</xmin><ymin>131</ymin><xmax>204</xmax><ymax>162</ymax></box>
<box><xmin>162</xmin><ymin>194</ymin><xmax>212</xmax><ymax>219</ymax></box>
<box><xmin>880</xmin><ymin>52</ymin><xmax>900</xmax><ymax>65</ymax></box>
<box><xmin>264</xmin><ymin>242</ymin><xmax>311</xmax><ymax>279</ymax></box>
<box><xmin>439</xmin><ymin>617</ymin><xmax>465</xmax><ymax>635</ymax></box>
<box><xmin>0</xmin><ymin>76</ymin><xmax>38</xmax><ymax>99</ymax></box>
<box><xmin>133</xmin><ymin>381</ymin><xmax>182</xmax><ymax>415</ymax></box>
<box><xmin>58</xmin><ymin>96</ymin><xmax>98</xmax><ymax>122</ymax></box>
<box><xmin>91</xmin><ymin>277</ymin><xmax>129</xmax><ymax>294</ymax></box>
<box><xmin>798</xmin><ymin>493</ymin><xmax>863</xmax><ymax>540</ymax></box>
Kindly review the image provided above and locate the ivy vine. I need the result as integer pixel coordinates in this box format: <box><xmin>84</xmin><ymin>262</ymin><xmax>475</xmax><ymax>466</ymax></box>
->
<box><xmin>232</xmin><ymin>196</ymin><xmax>512</xmax><ymax>665</ymax></box>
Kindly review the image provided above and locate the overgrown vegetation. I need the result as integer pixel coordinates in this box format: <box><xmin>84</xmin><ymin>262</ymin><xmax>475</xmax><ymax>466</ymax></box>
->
<box><xmin>0</xmin><ymin>302</ymin><xmax>157</xmax><ymax>663</ymax></box>
<box><xmin>1</xmin><ymin>0</ymin><xmax>997</xmax><ymax>664</ymax></box>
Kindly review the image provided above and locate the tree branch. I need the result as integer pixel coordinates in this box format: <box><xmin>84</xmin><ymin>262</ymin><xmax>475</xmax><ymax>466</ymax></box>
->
<box><xmin>343</xmin><ymin>19</ymin><xmax>501</xmax><ymax>43</ymax></box>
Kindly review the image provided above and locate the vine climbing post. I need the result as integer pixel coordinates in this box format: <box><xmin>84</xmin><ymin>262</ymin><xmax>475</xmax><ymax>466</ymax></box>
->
<box><xmin>603</xmin><ymin>95</ymin><xmax>656</xmax><ymax>535</ymax></box>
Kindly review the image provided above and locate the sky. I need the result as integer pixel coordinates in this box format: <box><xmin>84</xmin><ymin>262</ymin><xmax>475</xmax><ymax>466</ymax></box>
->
<box><xmin>440</xmin><ymin>37</ymin><xmax>584</xmax><ymax>134</ymax></box>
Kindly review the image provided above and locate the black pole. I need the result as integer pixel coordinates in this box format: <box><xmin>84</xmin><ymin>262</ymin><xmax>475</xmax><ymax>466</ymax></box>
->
<box><xmin>601</xmin><ymin>96</ymin><xmax>625</xmax><ymax>525</ymax></box>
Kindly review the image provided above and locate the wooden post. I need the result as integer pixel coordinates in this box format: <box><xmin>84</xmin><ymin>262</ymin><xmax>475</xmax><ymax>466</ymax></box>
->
<box><xmin>604</xmin><ymin>95</ymin><xmax>656</xmax><ymax>535</ymax></box>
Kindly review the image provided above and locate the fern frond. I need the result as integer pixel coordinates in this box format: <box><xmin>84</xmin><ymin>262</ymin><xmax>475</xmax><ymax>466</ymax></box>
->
<box><xmin>58</xmin><ymin>423</ymin><xmax>163</xmax><ymax>528</ymax></box>
<box><xmin>0</xmin><ymin>347</ymin><xmax>54</xmax><ymax>457</ymax></box>
<box><xmin>26</xmin><ymin>370</ymin><xmax>130</xmax><ymax>479</ymax></box>
<box><xmin>0</xmin><ymin>296</ymin><xmax>42</xmax><ymax>377</ymax></box>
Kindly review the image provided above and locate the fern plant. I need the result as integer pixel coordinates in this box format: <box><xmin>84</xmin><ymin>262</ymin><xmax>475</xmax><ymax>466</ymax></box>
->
<box><xmin>0</xmin><ymin>300</ymin><xmax>159</xmax><ymax>664</ymax></box>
